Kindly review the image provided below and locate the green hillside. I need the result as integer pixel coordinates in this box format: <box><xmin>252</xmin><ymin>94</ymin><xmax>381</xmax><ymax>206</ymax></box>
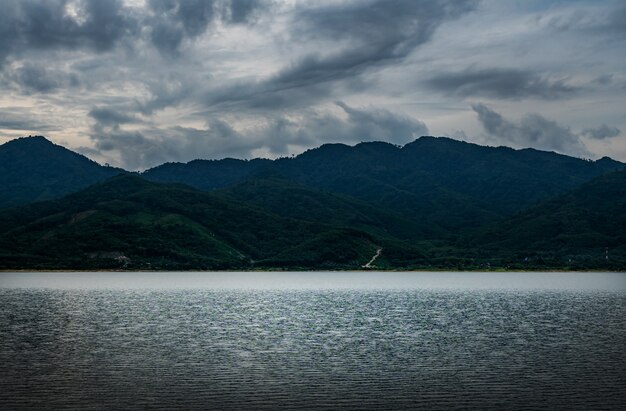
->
<box><xmin>467</xmin><ymin>169</ymin><xmax>626</xmax><ymax>269</ymax></box>
<box><xmin>0</xmin><ymin>136</ymin><xmax>625</xmax><ymax>271</ymax></box>
<box><xmin>0</xmin><ymin>175</ymin><xmax>382</xmax><ymax>270</ymax></box>
<box><xmin>219</xmin><ymin>178</ymin><xmax>441</xmax><ymax>240</ymax></box>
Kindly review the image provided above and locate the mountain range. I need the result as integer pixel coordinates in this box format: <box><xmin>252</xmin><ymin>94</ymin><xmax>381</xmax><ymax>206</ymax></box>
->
<box><xmin>0</xmin><ymin>135</ymin><xmax>624</xmax><ymax>270</ymax></box>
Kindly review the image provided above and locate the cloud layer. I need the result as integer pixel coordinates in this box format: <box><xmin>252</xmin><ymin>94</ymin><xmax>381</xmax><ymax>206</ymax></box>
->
<box><xmin>425</xmin><ymin>68</ymin><xmax>577</xmax><ymax>100</ymax></box>
<box><xmin>88</xmin><ymin>101</ymin><xmax>429</xmax><ymax>169</ymax></box>
<box><xmin>471</xmin><ymin>103</ymin><xmax>590</xmax><ymax>158</ymax></box>
<box><xmin>0</xmin><ymin>0</ymin><xmax>625</xmax><ymax>168</ymax></box>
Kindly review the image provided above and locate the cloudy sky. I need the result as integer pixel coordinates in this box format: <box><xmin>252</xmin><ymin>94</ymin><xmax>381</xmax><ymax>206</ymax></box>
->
<box><xmin>0</xmin><ymin>0</ymin><xmax>624</xmax><ymax>170</ymax></box>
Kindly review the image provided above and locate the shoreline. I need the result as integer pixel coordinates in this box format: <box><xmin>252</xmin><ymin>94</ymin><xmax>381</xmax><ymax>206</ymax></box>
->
<box><xmin>2</xmin><ymin>269</ymin><xmax>624</xmax><ymax>273</ymax></box>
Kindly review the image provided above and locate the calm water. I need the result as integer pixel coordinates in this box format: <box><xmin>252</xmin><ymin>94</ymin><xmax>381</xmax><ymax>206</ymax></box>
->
<box><xmin>1</xmin><ymin>272</ymin><xmax>625</xmax><ymax>410</ymax></box>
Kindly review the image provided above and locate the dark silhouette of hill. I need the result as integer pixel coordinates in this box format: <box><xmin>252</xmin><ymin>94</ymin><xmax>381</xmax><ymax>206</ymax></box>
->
<box><xmin>2</xmin><ymin>135</ymin><xmax>621</xmax><ymax>226</ymax></box>
<box><xmin>144</xmin><ymin>136</ymin><xmax>623</xmax><ymax>231</ymax></box>
<box><xmin>0</xmin><ymin>136</ymin><xmax>123</xmax><ymax>209</ymax></box>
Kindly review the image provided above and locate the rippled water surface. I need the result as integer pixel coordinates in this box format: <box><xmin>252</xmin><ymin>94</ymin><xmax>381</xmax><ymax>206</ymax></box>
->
<box><xmin>1</xmin><ymin>272</ymin><xmax>625</xmax><ymax>410</ymax></box>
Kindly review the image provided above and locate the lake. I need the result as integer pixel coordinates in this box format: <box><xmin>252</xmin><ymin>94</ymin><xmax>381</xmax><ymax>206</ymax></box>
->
<box><xmin>1</xmin><ymin>272</ymin><xmax>625</xmax><ymax>410</ymax></box>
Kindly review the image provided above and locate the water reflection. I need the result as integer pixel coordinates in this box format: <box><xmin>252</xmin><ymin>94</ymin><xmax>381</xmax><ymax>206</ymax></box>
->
<box><xmin>1</xmin><ymin>273</ymin><xmax>625</xmax><ymax>409</ymax></box>
<box><xmin>1</xmin><ymin>271</ymin><xmax>625</xmax><ymax>291</ymax></box>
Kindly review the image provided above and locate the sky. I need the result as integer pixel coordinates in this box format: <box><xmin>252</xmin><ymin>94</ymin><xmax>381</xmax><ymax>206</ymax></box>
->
<box><xmin>0</xmin><ymin>0</ymin><xmax>624</xmax><ymax>170</ymax></box>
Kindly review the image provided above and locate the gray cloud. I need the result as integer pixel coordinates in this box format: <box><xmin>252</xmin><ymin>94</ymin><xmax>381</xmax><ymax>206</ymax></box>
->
<box><xmin>0</xmin><ymin>0</ymin><xmax>137</xmax><ymax>63</ymax></box>
<box><xmin>89</xmin><ymin>119</ymin><xmax>255</xmax><ymax>170</ymax></box>
<box><xmin>203</xmin><ymin>0</ymin><xmax>477</xmax><ymax>110</ymax></box>
<box><xmin>287</xmin><ymin>0</ymin><xmax>476</xmax><ymax>79</ymax></box>
<box><xmin>146</xmin><ymin>0</ymin><xmax>268</xmax><ymax>55</ymax></box>
<box><xmin>146</xmin><ymin>0</ymin><xmax>216</xmax><ymax>55</ymax></box>
<box><xmin>223</xmin><ymin>0</ymin><xmax>264</xmax><ymax>24</ymax></box>
<box><xmin>582</xmin><ymin>124</ymin><xmax>621</xmax><ymax>140</ymax></box>
<box><xmin>2</xmin><ymin>62</ymin><xmax>80</xmax><ymax>94</ymax></box>
<box><xmin>592</xmin><ymin>74</ymin><xmax>614</xmax><ymax>86</ymax></box>
<box><xmin>606</xmin><ymin>5</ymin><xmax>626</xmax><ymax>36</ymax></box>
<box><xmin>334</xmin><ymin>101</ymin><xmax>428</xmax><ymax>145</ymax></box>
<box><xmin>425</xmin><ymin>68</ymin><xmax>577</xmax><ymax>100</ymax></box>
<box><xmin>88</xmin><ymin>107</ymin><xmax>140</xmax><ymax>126</ymax></box>
<box><xmin>1</xmin><ymin>1</ymin><xmax>625</xmax><ymax>165</ymax></box>
<box><xmin>89</xmin><ymin>102</ymin><xmax>428</xmax><ymax>169</ymax></box>
<box><xmin>0</xmin><ymin>0</ymin><xmax>270</xmax><ymax>63</ymax></box>
<box><xmin>292</xmin><ymin>0</ymin><xmax>476</xmax><ymax>53</ymax></box>
<box><xmin>0</xmin><ymin>109</ymin><xmax>59</xmax><ymax>132</ymax></box>
<box><xmin>134</xmin><ymin>73</ymin><xmax>198</xmax><ymax>115</ymax></box>
<box><xmin>548</xmin><ymin>4</ymin><xmax>626</xmax><ymax>37</ymax></box>
<box><xmin>471</xmin><ymin>103</ymin><xmax>590</xmax><ymax>158</ymax></box>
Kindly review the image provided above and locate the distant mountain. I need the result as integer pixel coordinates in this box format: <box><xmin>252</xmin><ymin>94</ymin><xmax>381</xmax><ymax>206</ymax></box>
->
<box><xmin>0</xmin><ymin>136</ymin><xmax>123</xmax><ymax>209</ymax></box>
<box><xmin>469</xmin><ymin>168</ymin><xmax>626</xmax><ymax>269</ymax></box>
<box><xmin>144</xmin><ymin>137</ymin><xmax>623</xmax><ymax>232</ymax></box>
<box><xmin>1</xmin><ymin>135</ymin><xmax>624</xmax><ymax>270</ymax></box>
<box><xmin>0</xmin><ymin>175</ymin><xmax>382</xmax><ymax>270</ymax></box>
<box><xmin>2</xmin><ymin>135</ymin><xmax>622</xmax><ymax>226</ymax></box>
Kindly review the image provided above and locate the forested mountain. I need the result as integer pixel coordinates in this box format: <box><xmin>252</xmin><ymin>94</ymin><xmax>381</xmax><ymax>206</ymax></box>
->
<box><xmin>469</xmin><ymin>168</ymin><xmax>626</xmax><ymax>269</ymax></box>
<box><xmin>0</xmin><ymin>136</ymin><xmax>123</xmax><ymax>209</ymax></box>
<box><xmin>218</xmin><ymin>178</ymin><xmax>441</xmax><ymax>240</ymax></box>
<box><xmin>0</xmin><ymin>175</ymin><xmax>383</xmax><ymax>270</ymax></box>
<box><xmin>144</xmin><ymin>136</ymin><xmax>623</xmax><ymax>230</ymax></box>
<box><xmin>0</xmin><ymin>135</ymin><xmax>624</xmax><ymax>270</ymax></box>
<box><xmin>2</xmin><ymin>135</ymin><xmax>622</xmax><ymax>221</ymax></box>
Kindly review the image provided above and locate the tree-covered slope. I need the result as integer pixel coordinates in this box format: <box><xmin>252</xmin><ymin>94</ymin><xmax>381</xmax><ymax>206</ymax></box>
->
<box><xmin>143</xmin><ymin>158</ymin><xmax>272</xmax><ymax>191</ymax></box>
<box><xmin>218</xmin><ymin>178</ymin><xmax>442</xmax><ymax>240</ymax></box>
<box><xmin>0</xmin><ymin>136</ymin><xmax>123</xmax><ymax>209</ymax></box>
<box><xmin>1</xmin><ymin>135</ymin><xmax>624</xmax><ymax>271</ymax></box>
<box><xmin>144</xmin><ymin>136</ymin><xmax>623</xmax><ymax>231</ymax></box>
<box><xmin>0</xmin><ymin>175</ymin><xmax>382</xmax><ymax>270</ymax></box>
<box><xmin>468</xmin><ymin>169</ymin><xmax>626</xmax><ymax>269</ymax></box>
<box><xmin>273</xmin><ymin>137</ymin><xmax>623</xmax><ymax>215</ymax></box>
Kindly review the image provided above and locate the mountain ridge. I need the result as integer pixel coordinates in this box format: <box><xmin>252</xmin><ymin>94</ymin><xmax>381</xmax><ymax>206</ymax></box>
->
<box><xmin>0</xmin><ymin>135</ymin><xmax>624</xmax><ymax>270</ymax></box>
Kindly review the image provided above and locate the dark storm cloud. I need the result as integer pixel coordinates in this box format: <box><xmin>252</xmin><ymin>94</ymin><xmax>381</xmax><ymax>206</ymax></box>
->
<box><xmin>2</xmin><ymin>1</ymin><xmax>624</xmax><ymax>164</ymax></box>
<box><xmin>146</xmin><ymin>0</ymin><xmax>268</xmax><ymax>55</ymax></box>
<box><xmin>2</xmin><ymin>62</ymin><xmax>80</xmax><ymax>94</ymax></box>
<box><xmin>88</xmin><ymin>107</ymin><xmax>140</xmax><ymax>126</ymax></box>
<box><xmin>471</xmin><ymin>103</ymin><xmax>589</xmax><ymax>157</ymax></box>
<box><xmin>0</xmin><ymin>0</ymin><xmax>136</xmax><ymax>63</ymax></box>
<box><xmin>0</xmin><ymin>0</ymin><xmax>270</xmax><ymax>62</ymax></box>
<box><xmin>89</xmin><ymin>102</ymin><xmax>429</xmax><ymax>169</ymax></box>
<box><xmin>204</xmin><ymin>0</ymin><xmax>477</xmax><ymax>110</ymax></box>
<box><xmin>425</xmin><ymin>68</ymin><xmax>577</xmax><ymax>100</ymax></box>
<box><xmin>285</xmin><ymin>0</ymin><xmax>476</xmax><ymax>76</ymax></box>
<box><xmin>146</xmin><ymin>0</ymin><xmax>216</xmax><ymax>55</ymax></box>
<box><xmin>582</xmin><ymin>125</ymin><xmax>621</xmax><ymax>140</ymax></box>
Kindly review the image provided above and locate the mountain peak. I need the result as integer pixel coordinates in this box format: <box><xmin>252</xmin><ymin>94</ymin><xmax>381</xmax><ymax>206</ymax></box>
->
<box><xmin>2</xmin><ymin>135</ymin><xmax>54</xmax><ymax>149</ymax></box>
<box><xmin>0</xmin><ymin>135</ymin><xmax>122</xmax><ymax>209</ymax></box>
